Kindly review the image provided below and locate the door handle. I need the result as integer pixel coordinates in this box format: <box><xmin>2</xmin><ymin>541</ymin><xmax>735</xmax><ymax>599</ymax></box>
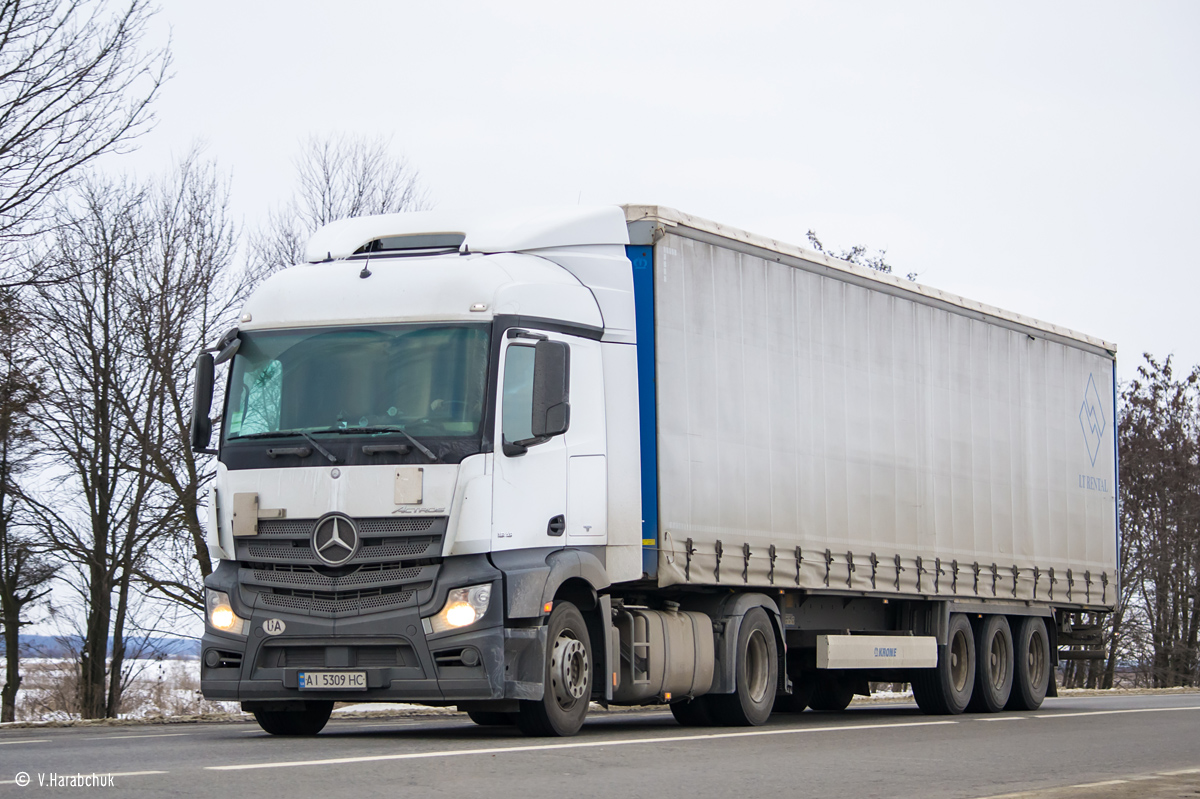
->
<box><xmin>547</xmin><ymin>515</ymin><xmax>565</xmax><ymax>537</ymax></box>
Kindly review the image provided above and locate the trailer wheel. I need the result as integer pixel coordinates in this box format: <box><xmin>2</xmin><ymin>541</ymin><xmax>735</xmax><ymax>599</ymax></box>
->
<box><xmin>708</xmin><ymin>608</ymin><xmax>777</xmax><ymax>726</ymax></box>
<box><xmin>1006</xmin><ymin>616</ymin><xmax>1050</xmax><ymax>711</ymax></box>
<box><xmin>808</xmin><ymin>674</ymin><xmax>854</xmax><ymax>712</ymax></box>
<box><xmin>670</xmin><ymin>697</ymin><xmax>716</xmax><ymax>726</ymax></box>
<box><xmin>516</xmin><ymin>601</ymin><xmax>591</xmax><ymax>737</ymax></box>
<box><xmin>967</xmin><ymin>615</ymin><xmax>1014</xmax><ymax>712</ymax></box>
<box><xmin>252</xmin><ymin>701</ymin><xmax>333</xmax><ymax>736</ymax></box>
<box><xmin>466</xmin><ymin>711</ymin><xmax>516</xmax><ymax>726</ymax></box>
<box><xmin>912</xmin><ymin>613</ymin><xmax>975</xmax><ymax>715</ymax></box>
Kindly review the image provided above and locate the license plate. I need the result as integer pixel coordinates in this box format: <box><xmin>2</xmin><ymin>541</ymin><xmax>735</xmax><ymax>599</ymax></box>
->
<box><xmin>298</xmin><ymin>671</ymin><xmax>367</xmax><ymax>690</ymax></box>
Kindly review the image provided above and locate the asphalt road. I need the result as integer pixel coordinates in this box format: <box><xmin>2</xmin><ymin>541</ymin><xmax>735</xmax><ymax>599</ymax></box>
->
<box><xmin>2</xmin><ymin>693</ymin><xmax>1198</xmax><ymax>799</ymax></box>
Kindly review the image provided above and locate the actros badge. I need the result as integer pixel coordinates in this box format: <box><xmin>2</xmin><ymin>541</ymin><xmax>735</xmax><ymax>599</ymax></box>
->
<box><xmin>311</xmin><ymin>513</ymin><xmax>360</xmax><ymax>566</ymax></box>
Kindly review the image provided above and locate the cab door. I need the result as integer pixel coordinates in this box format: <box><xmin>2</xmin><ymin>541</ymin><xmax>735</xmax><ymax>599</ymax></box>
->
<box><xmin>491</xmin><ymin>332</ymin><xmax>569</xmax><ymax>551</ymax></box>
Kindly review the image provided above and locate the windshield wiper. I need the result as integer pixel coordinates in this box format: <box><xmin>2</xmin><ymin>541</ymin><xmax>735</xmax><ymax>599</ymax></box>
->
<box><xmin>329</xmin><ymin>426</ymin><xmax>438</xmax><ymax>461</ymax></box>
<box><xmin>227</xmin><ymin>430</ymin><xmax>339</xmax><ymax>463</ymax></box>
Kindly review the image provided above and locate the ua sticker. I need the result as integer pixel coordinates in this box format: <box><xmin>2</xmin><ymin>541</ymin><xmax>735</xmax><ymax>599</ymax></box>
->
<box><xmin>263</xmin><ymin>618</ymin><xmax>286</xmax><ymax>636</ymax></box>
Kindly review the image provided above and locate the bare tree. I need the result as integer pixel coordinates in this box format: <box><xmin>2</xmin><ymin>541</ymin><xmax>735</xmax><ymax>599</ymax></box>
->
<box><xmin>0</xmin><ymin>287</ymin><xmax>55</xmax><ymax>721</ymax></box>
<box><xmin>805</xmin><ymin>230</ymin><xmax>917</xmax><ymax>281</ymax></box>
<box><xmin>121</xmin><ymin>150</ymin><xmax>247</xmax><ymax>609</ymax></box>
<box><xmin>249</xmin><ymin>133</ymin><xmax>429</xmax><ymax>274</ymax></box>
<box><xmin>1115</xmin><ymin>355</ymin><xmax>1200</xmax><ymax>688</ymax></box>
<box><xmin>30</xmin><ymin>176</ymin><xmax>170</xmax><ymax>718</ymax></box>
<box><xmin>0</xmin><ymin>0</ymin><xmax>169</xmax><ymax>284</ymax></box>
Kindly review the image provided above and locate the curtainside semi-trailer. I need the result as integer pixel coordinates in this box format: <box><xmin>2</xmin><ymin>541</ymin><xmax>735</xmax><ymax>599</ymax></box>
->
<box><xmin>194</xmin><ymin>205</ymin><xmax>1118</xmax><ymax>737</ymax></box>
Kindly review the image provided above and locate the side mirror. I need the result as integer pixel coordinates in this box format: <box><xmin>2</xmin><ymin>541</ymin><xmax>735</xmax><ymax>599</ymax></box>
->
<box><xmin>530</xmin><ymin>340</ymin><xmax>570</xmax><ymax>439</ymax></box>
<box><xmin>190</xmin><ymin>352</ymin><xmax>215</xmax><ymax>452</ymax></box>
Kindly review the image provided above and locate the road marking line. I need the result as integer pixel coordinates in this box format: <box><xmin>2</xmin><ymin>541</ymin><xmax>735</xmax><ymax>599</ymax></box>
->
<box><xmin>976</xmin><ymin>717</ymin><xmax>1025</xmax><ymax>722</ymax></box>
<box><xmin>1033</xmin><ymin>705</ymin><xmax>1200</xmax><ymax>719</ymax></box>
<box><xmin>0</xmin><ymin>739</ymin><xmax>49</xmax><ymax>745</ymax></box>
<box><xmin>83</xmin><ymin>732</ymin><xmax>192</xmax><ymax>741</ymax></box>
<box><xmin>1071</xmin><ymin>779</ymin><xmax>1128</xmax><ymax>787</ymax></box>
<box><xmin>207</xmin><ymin>720</ymin><xmax>959</xmax><ymax>772</ymax></box>
<box><xmin>1158</xmin><ymin>768</ymin><xmax>1200</xmax><ymax>776</ymax></box>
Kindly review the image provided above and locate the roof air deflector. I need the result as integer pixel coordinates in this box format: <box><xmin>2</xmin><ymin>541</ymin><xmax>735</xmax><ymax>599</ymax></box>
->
<box><xmin>351</xmin><ymin>233</ymin><xmax>466</xmax><ymax>256</ymax></box>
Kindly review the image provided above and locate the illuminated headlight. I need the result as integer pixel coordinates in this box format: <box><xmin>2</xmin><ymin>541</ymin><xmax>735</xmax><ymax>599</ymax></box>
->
<box><xmin>205</xmin><ymin>589</ymin><xmax>247</xmax><ymax>636</ymax></box>
<box><xmin>426</xmin><ymin>584</ymin><xmax>492</xmax><ymax>634</ymax></box>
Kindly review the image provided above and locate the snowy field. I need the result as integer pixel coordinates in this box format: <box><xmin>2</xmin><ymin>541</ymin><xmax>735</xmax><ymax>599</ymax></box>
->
<box><xmin>0</xmin><ymin>657</ymin><xmax>239</xmax><ymax>723</ymax></box>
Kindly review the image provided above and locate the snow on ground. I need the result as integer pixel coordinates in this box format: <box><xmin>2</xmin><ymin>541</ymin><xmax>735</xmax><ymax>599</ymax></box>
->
<box><xmin>1</xmin><ymin>657</ymin><xmax>239</xmax><ymax>722</ymax></box>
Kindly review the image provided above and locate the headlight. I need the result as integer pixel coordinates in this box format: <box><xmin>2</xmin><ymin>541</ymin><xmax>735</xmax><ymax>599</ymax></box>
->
<box><xmin>206</xmin><ymin>589</ymin><xmax>247</xmax><ymax>635</ymax></box>
<box><xmin>426</xmin><ymin>583</ymin><xmax>492</xmax><ymax>634</ymax></box>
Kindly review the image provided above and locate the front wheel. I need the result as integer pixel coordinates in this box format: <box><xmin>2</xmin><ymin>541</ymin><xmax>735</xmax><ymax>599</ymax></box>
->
<box><xmin>516</xmin><ymin>601</ymin><xmax>592</xmax><ymax>737</ymax></box>
<box><xmin>253</xmin><ymin>701</ymin><xmax>333</xmax><ymax>736</ymax></box>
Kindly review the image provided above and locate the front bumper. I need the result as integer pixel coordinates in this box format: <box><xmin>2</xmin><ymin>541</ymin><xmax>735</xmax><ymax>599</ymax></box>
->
<box><xmin>200</xmin><ymin>557</ymin><xmax>547</xmax><ymax>706</ymax></box>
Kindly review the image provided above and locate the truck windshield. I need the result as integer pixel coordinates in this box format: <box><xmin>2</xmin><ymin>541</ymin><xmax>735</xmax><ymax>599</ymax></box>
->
<box><xmin>223</xmin><ymin>324</ymin><xmax>490</xmax><ymax>442</ymax></box>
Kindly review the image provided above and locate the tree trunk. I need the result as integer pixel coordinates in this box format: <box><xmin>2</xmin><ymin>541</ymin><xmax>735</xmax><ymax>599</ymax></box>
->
<box><xmin>106</xmin><ymin>567</ymin><xmax>132</xmax><ymax>717</ymax></box>
<box><xmin>1</xmin><ymin>596</ymin><xmax>20</xmax><ymax>722</ymax></box>
<box><xmin>79</xmin><ymin>561</ymin><xmax>112</xmax><ymax>720</ymax></box>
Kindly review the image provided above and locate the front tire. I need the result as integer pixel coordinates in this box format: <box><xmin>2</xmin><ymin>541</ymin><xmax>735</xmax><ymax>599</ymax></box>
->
<box><xmin>253</xmin><ymin>701</ymin><xmax>333</xmax><ymax>736</ymax></box>
<box><xmin>516</xmin><ymin>601</ymin><xmax>592</xmax><ymax>737</ymax></box>
<box><xmin>912</xmin><ymin>613</ymin><xmax>975</xmax><ymax>715</ymax></box>
<box><xmin>1006</xmin><ymin>616</ymin><xmax>1050</xmax><ymax>710</ymax></box>
<box><xmin>707</xmin><ymin>608</ymin><xmax>778</xmax><ymax>726</ymax></box>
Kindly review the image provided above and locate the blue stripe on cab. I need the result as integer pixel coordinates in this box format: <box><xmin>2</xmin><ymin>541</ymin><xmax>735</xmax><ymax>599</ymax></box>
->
<box><xmin>627</xmin><ymin>244</ymin><xmax>658</xmax><ymax>580</ymax></box>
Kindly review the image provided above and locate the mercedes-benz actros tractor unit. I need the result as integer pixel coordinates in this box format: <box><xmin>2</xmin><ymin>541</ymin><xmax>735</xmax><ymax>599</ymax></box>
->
<box><xmin>195</xmin><ymin>205</ymin><xmax>1117</xmax><ymax>737</ymax></box>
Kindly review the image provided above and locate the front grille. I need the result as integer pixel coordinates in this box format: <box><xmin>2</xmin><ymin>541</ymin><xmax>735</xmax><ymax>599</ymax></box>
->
<box><xmin>282</xmin><ymin>646</ymin><xmax>325</xmax><ymax>667</ymax></box>
<box><xmin>251</xmin><ymin>563</ymin><xmax>424</xmax><ymax>589</ymax></box>
<box><xmin>237</xmin><ymin>515</ymin><xmax>444</xmax><ymax>618</ymax></box>
<box><xmin>257</xmin><ymin>517</ymin><xmax>438</xmax><ymax>536</ymax></box>
<box><xmin>257</xmin><ymin>584</ymin><xmax>421</xmax><ymax>615</ymax></box>
<box><xmin>244</xmin><ymin>537</ymin><xmax>438</xmax><ymax>563</ymax></box>
<box><xmin>256</xmin><ymin>643</ymin><xmax>411</xmax><ymax>670</ymax></box>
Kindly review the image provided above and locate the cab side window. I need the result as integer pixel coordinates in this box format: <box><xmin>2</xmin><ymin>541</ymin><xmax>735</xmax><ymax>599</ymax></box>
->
<box><xmin>502</xmin><ymin>345</ymin><xmax>536</xmax><ymax>443</ymax></box>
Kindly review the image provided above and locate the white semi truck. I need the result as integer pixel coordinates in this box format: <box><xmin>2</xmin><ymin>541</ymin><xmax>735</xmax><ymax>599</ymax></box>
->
<box><xmin>195</xmin><ymin>205</ymin><xmax>1118</xmax><ymax>737</ymax></box>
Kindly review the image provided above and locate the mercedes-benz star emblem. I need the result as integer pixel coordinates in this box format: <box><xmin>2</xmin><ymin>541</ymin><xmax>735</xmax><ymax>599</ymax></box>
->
<box><xmin>311</xmin><ymin>514</ymin><xmax>359</xmax><ymax>566</ymax></box>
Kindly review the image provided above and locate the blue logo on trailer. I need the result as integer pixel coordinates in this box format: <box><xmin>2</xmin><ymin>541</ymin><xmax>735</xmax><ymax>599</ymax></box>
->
<box><xmin>1079</xmin><ymin>374</ymin><xmax>1106</xmax><ymax>466</ymax></box>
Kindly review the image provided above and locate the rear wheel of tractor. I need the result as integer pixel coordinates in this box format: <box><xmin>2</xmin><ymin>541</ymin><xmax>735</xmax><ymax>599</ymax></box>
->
<box><xmin>967</xmin><ymin>615</ymin><xmax>1014</xmax><ymax>713</ymax></box>
<box><xmin>807</xmin><ymin>674</ymin><xmax>854</xmax><ymax>712</ymax></box>
<box><xmin>912</xmin><ymin>613</ymin><xmax>975</xmax><ymax>715</ymax></box>
<box><xmin>708</xmin><ymin>608</ymin><xmax>778</xmax><ymax>727</ymax></box>
<box><xmin>772</xmin><ymin>670</ymin><xmax>815</xmax><ymax>714</ymax></box>
<box><xmin>253</xmin><ymin>701</ymin><xmax>333</xmax><ymax>736</ymax></box>
<box><xmin>670</xmin><ymin>696</ymin><xmax>717</xmax><ymax>726</ymax></box>
<box><xmin>773</xmin><ymin>652</ymin><xmax>816</xmax><ymax>714</ymax></box>
<box><xmin>466</xmin><ymin>711</ymin><xmax>516</xmax><ymax>726</ymax></box>
<box><xmin>516</xmin><ymin>601</ymin><xmax>592</xmax><ymax>737</ymax></box>
<box><xmin>1006</xmin><ymin>616</ymin><xmax>1050</xmax><ymax>711</ymax></box>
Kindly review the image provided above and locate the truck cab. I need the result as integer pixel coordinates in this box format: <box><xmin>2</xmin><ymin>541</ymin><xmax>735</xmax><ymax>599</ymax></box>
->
<box><xmin>197</xmin><ymin>207</ymin><xmax>645</xmax><ymax>736</ymax></box>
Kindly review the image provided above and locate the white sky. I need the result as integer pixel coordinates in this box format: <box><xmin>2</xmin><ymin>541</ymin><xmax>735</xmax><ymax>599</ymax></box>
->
<box><xmin>127</xmin><ymin>1</ymin><xmax>1200</xmax><ymax>380</ymax></box>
